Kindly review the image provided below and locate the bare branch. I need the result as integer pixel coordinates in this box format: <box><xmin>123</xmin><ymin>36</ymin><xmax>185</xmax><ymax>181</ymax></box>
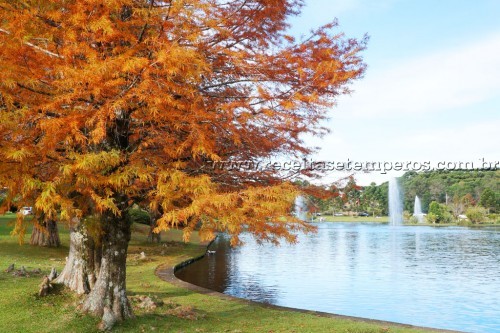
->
<box><xmin>24</xmin><ymin>41</ymin><xmax>64</xmax><ymax>59</ymax></box>
<box><xmin>17</xmin><ymin>83</ymin><xmax>54</xmax><ymax>96</ymax></box>
<box><xmin>0</xmin><ymin>28</ymin><xmax>64</xmax><ymax>59</ymax></box>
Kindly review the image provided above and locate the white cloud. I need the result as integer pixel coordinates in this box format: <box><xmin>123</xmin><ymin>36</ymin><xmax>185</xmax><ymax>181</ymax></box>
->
<box><xmin>306</xmin><ymin>116</ymin><xmax>500</xmax><ymax>185</ymax></box>
<box><xmin>399</xmin><ymin>120</ymin><xmax>500</xmax><ymax>162</ymax></box>
<box><xmin>339</xmin><ymin>32</ymin><xmax>500</xmax><ymax>118</ymax></box>
<box><xmin>293</xmin><ymin>8</ymin><xmax>500</xmax><ymax>186</ymax></box>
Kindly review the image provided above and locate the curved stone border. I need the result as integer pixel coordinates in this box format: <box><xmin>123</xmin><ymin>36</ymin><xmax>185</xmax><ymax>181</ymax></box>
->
<box><xmin>155</xmin><ymin>255</ymin><xmax>465</xmax><ymax>333</ymax></box>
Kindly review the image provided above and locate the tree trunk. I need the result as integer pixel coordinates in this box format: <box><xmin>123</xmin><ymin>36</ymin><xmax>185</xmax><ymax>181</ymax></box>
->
<box><xmin>54</xmin><ymin>224</ymin><xmax>101</xmax><ymax>294</ymax></box>
<box><xmin>30</xmin><ymin>220</ymin><xmax>60</xmax><ymax>247</ymax></box>
<box><xmin>81</xmin><ymin>215</ymin><xmax>133</xmax><ymax>326</ymax></box>
<box><xmin>86</xmin><ymin>235</ymin><xmax>102</xmax><ymax>290</ymax></box>
<box><xmin>148</xmin><ymin>228</ymin><xmax>161</xmax><ymax>243</ymax></box>
<box><xmin>147</xmin><ymin>215</ymin><xmax>161</xmax><ymax>243</ymax></box>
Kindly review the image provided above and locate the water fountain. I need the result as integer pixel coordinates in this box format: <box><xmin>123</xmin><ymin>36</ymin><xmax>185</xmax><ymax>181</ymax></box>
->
<box><xmin>294</xmin><ymin>196</ymin><xmax>308</xmax><ymax>221</ymax></box>
<box><xmin>388</xmin><ymin>178</ymin><xmax>403</xmax><ymax>226</ymax></box>
<box><xmin>413</xmin><ymin>196</ymin><xmax>425</xmax><ymax>223</ymax></box>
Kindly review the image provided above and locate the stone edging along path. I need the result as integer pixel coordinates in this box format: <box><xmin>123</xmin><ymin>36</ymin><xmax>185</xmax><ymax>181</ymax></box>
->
<box><xmin>154</xmin><ymin>253</ymin><xmax>464</xmax><ymax>333</ymax></box>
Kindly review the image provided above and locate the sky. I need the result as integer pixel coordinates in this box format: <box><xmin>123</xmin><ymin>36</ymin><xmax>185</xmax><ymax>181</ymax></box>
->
<box><xmin>287</xmin><ymin>0</ymin><xmax>500</xmax><ymax>185</ymax></box>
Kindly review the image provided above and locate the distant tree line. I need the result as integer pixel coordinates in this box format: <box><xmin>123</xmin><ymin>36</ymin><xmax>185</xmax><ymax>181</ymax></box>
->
<box><xmin>304</xmin><ymin>170</ymin><xmax>499</xmax><ymax>221</ymax></box>
<box><xmin>399</xmin><ymin>170</ymin><xmax>499</xmax><ymax>214</ymax></box>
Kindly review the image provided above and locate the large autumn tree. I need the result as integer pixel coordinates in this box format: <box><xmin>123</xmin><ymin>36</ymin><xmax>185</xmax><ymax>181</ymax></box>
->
<box><xmin>0</xmin><ymin>0</ymin><xmax>365</xmax><ymax>327</ymax></box>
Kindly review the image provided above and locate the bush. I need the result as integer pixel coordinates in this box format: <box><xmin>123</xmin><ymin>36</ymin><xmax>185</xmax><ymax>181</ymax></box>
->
<box><xmin>465</xmin><ymin>206</ymin><xmax>488</xmax><ymax>224</ymax></box>
<box><xmin>128</xmin><ymin>208</ymin><xmax>151</xmax><ymax>225</ymax></box>
<box><xmin>428</xmin><ymin>201</ymin><xmax>453</xmax><ymax>223</ymax></box>
<box><xmin>403</xmin><ymin>211</ymin><xmax>412</xmax><ymax>223</ymax></box>
<box><xmin>487</xmin><ymin>214</ymin><xmax>500</xmax><ymax>224</ymax></box>
<box><xmin>441</xmin><ymin>211</ymin><xmax>453</xmax><ymax>223</ymax></box>
<box><xmin>408</xmin><ymin>216</ymin><xmax>419</xmax><ymax>224</ymax></box>
<box><xmin>457</xmin><ymin>219</ymin><xmax>472</xmax><ymax>226</ymax></box>
<box><xmin>426</xmin><ymin>212</ymin><xmax>438</xmax><ymax>224</ymax></box>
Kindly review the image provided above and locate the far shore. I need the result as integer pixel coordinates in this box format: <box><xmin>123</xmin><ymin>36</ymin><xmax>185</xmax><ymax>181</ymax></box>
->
<box><xmin>311</xmin><ymin>215</ymin><xmax>498</xmax><ymax>227</ymax></box>
<box><xmin>315</xmin><ymin>215</ymin><xmax>389</xmax><ymax>223</ymax></box>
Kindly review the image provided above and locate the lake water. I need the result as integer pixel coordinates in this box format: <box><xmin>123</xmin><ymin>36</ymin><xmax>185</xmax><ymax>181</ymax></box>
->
<box><xmin>175</xmin><ymin>223</ymin><xmax>500</xmax><ymax>333</ymax></box>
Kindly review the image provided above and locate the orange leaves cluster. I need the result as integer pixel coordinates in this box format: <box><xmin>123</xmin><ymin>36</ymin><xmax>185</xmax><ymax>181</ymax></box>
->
<box><xmin>152</xmin><ymin>179</ymin><xmax>310</xmax><ymax>245</ymax></box>
<box><xmin>0</xmin><ymin>0</ymin><xmax>365</xmax><ymax>243</ymax></box>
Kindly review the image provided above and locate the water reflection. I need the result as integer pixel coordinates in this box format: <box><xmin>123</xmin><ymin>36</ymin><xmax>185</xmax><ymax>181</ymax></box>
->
<box><xmin>175</xmin><ymin>223</ymin><xmax>500</xmax><ymax>333</ymax></box>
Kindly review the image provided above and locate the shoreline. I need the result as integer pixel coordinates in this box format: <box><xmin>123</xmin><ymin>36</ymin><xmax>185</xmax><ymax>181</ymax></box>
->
<box><xmin>314</xmin><ymin>218</ymin><xmax>499</xmax><ymax>227</ymax></box>
<box><xmin>156</xmin><ymin>253</ymin><xmax>464</xmax><ymax>333</ymax></box>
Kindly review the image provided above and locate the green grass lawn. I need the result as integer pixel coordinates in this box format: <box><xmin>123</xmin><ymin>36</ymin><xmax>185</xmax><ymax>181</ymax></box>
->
<box><xmin>0</xmin><ymin>214</ymin><xmax>438</xmax><ymax>333</ymax></box>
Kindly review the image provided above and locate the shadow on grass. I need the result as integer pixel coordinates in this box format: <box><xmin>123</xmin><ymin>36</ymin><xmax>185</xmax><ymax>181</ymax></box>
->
<box><xmin>128</xmin><ymin>288</ymin><xmax>197</xmax><ymax>300</ymax></box>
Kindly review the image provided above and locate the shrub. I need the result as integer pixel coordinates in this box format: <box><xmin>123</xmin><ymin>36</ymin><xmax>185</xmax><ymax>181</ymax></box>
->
<box><xmin>408</xmin><ymin>216</ymin><xmax>419</xmax><ymax>224</ymax></box>
<box><xmin>465</xmin><ymin>206</ymin><xmax>488</xmax><ymax>224</ymax></box>
<box><xmin>128</xmin><ymin>208</ymin><xmax>151</xmax><ymax>225</ymax></box>
<box><xmin>428</xmin><ymin>201</ymin><xmax>453</xmax><ymax>223</ymax></box>
<box><xmin>487</xmin><ymin>214</ymin><xmax>500</xmax><ymax>224</ymax></box>
<box><xmin>457</xmin><ymin>219</ymin><xmax>471</xmax><ymax>226</ymax></box>
<box><xmin>426</xmin><ymin>212</ymin><xmax>438</xmax><ymax>224</ymax></box>
<box><xmin>403</xmin><ymin>211</ymin><xmax>412</xmax><ymax>223</ymax></box>
<box><xmin>441</xmin><ymin>210</ymin><xmax>453</xmax><ymax>223</ymax></box>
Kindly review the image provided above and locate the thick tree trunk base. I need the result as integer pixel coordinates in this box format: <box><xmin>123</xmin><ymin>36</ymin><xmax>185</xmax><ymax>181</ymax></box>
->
<box><xmin>81</xmin><ymin>216</ymin><xmax>134</xmax><ymax>328</ymax></box>
<box><xmin>54</xmin><ymin>226</ymin><xmax>95</xmax><ymax>294</ymax></box>
<box><xmin>30</xmin><ymin>220</ymin><xmax>60</xmax><ymax>247</ymax></box>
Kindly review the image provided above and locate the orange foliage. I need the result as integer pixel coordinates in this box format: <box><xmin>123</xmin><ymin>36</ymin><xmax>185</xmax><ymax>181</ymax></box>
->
<box><xmin>0</xmin><ymin>0</ymin><xmax>365</xmax><ymax>244</ymax></box>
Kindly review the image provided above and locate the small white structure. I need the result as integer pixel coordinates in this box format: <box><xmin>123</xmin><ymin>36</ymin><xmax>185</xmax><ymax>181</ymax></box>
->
<box><xmin>19</xmin><ymin>207</ymin><xmax>33</xmax><ymax>215</ymax></box>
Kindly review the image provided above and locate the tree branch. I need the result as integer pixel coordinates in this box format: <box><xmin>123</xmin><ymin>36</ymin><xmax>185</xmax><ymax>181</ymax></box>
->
<box><xmin>0</xmin><ymin>28</ymin><xmax>64</xmax><ymax>59</ymax></box>
<box><xmin>16</xmin><ymin>83</ymin><xmax>54</xmax><ymax>96</ymax></box>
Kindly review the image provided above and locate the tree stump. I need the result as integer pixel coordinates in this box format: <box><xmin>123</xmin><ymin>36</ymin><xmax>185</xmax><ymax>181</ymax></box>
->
<box><xmin>39</xmin><ymin>276</ymin><xmax>52</xmax><ymax>297</ymax></box>
<box><xmin>48</xmin><ymin>267</ymin><xmax>58</xmax><ymax>281</ymax></box>
<box><xmin>5</xmin><ymin>263</ymin><xmax>14</xmax><ymax>273</ymax></box>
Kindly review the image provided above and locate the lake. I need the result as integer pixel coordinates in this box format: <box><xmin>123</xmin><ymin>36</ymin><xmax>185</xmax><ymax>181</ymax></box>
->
<box><xmin>175</xmin><ymin>223</ymin><xmax>500</xmax><ymax>333</ymax></box>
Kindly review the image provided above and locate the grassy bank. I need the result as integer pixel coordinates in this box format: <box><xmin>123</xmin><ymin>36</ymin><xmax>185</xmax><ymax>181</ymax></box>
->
<box><xmin>315</xmin><ymin>215</ymin><xmax>498</xmax><ymax>226</ymax></box>
<box><xmin>318</xmin><ymin>215</ymin><xmax>389</xmax><ymax>223</ymax></box>
<box><xmin>0</xmin><ymin>214</ymin><xmax>439</xmax><ymax>333</ymax></box>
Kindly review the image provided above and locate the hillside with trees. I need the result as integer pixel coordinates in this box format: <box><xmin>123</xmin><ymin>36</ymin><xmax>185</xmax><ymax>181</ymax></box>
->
<box><xmin>399</xmin><ymin>170</ymin><xmax>499</xmax><ymax>214</ymax></box>
<box><xmin>308</xmin><ymin>170</ymin><xmax>499</xmax><ymax>222</ymax></box>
